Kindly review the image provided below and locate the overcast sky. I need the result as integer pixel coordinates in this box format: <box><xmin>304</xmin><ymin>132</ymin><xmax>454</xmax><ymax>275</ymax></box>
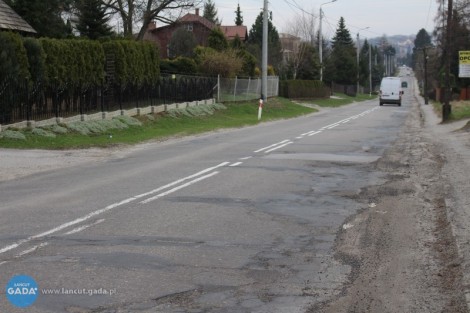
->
<box><xmin>215</xmin><ymin>0</ymin><xmax>437</xmax><ymax>39</ymax></box>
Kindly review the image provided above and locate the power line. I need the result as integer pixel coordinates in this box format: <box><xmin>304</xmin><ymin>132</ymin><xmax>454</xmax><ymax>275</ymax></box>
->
<box><xmin>425</xmin><ymin>0</ymin><xmax>433</xmax><ymax>29</ymax></box>
<box><xmin>281</xmin><ymin>0</ymin><xmax>316</xmax><ymax>17</ymax></box>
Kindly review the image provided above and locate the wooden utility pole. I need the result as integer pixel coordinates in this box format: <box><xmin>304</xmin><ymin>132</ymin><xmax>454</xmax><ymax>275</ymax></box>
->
<box><xmin>443</xmin><ymin>0</ymin><xmax>453</xmax><ymax>121</ymax></box>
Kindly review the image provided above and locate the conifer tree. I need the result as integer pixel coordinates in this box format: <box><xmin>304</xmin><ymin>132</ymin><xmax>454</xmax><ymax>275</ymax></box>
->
<box><xmin>76</xmin><ymin>0</ymin><xmax>113</xmax><ymax>40</ymax></box>
<box><xmin>247</xmin><ymin>11</ymin><xmax>282</xmax><ymax>69</ymax></box>
<box><xmin>12</xmin><ymin>0</ymin><xmax>71</xmax><ymax>38</ymax></box>
<box><xmin>203</xmin><ymin>0</ymin><xmax>220</xmax><ymax>24</ymax></box>
<box><xmin>235</xmin><ymin>3</ymin><xmax>243</xmax><ymax>26</ymax></box>
<box><xmin>325</xmin><ymin>17</ymin><xmax>357</xmax><ymax>84</ymax></box>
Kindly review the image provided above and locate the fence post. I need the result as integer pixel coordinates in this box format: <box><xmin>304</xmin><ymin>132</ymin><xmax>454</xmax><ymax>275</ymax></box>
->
<box><xmin>233</xmin><ymin>76</ymin><xmax>238</xmax><ymax>101</ymax></box>
<box><xmin>275</xmin><ymin>76</ymin><xmax>279</xmax><ymax>97</ymax></box>
<box><xmin>247</xmin><ymin>77</ymin><xmax>251</xmax><ymax>101</ymax></box>
<box><xmin>217</xmin><ymin>75</ymin><xmax>220</xmax><ymax>103</ymax></box>
<box><xmin>25</xmin><ymin>79</ymin><xmax>32</xmax><ymax>126</ymax></box>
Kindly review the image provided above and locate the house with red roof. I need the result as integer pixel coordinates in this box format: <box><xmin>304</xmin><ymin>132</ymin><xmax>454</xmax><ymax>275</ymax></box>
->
<box><xmin>144</xmin><ymin>9</ymin><xmax>247</xmax><ymax>59</ymax></box>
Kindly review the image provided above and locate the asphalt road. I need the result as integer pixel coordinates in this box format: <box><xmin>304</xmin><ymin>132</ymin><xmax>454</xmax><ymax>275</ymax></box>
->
<box><xmin>0</xmin><ymin>77</ymin><xmax>413</xmax><ymax>313</ymax></box>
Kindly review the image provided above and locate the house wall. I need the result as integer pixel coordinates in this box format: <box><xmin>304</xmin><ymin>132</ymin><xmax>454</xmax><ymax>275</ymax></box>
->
<box><xmin>148</xmin><ymin>22</ymin><xmax>213</xmax><ymax>59</ymax></box>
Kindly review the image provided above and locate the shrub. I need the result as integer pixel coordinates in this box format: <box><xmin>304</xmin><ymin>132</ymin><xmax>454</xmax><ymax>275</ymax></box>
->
<box><xmin>1</xmin><ymin>130</ymin><xmax>26</xmax><ymax>140</ymax></box>
<box><xmin>186</xmin><ymin>106</ymin><xmax>206</xmax><ymax>116</ymax></box>
<box><xmin>197</xmin><ymin>48</ymin><xmax>242</xmax><ymax>78</ymax></box>
<box><xmin>100</xmin><ymin>119</ymin><xmax>128</xmax><ymax>130</ymax></box>
<box><xmin>67</xmin><ymin>122</ymin><xmax>91</xmax><ymax>135</ymax></box>
<box><xmin>51</xmin><ymin>124</ymin><xmax>68</xmax><ymax>134</ymax></box>
<box><xmin>279</xmin><ymin>80</ymin><xmax>331</xmax><ymax>99</ymax></box>
<box><xmin>113</xmin><ymin>115</ymin><xmax>142</xmax><ymax>126</ymax></box>
<box><xmin>83</xmin><ymin>120</ymin><xmax>108</xmax><ymax>133</ymax></box>
<box><xmin>32</xmin><ymin>128</ymin><xmax>56</xmax><ymax>138</ymax></box>
<box><xmin>160</xmin><ymin>57</ymin><xmax>197</xmax><ymax>75</ymax></box>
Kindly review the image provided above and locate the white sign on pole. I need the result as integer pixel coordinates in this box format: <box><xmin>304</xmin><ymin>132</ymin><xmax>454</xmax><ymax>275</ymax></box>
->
<box><xmin>459</xmin><ymin>51</ymin><xmax>470</xmax><ymax>78</ymax></box>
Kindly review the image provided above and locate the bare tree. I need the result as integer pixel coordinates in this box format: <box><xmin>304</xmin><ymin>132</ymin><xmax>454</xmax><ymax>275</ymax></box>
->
<box><xmin>103</xmin><ymin>0</ymin><xmax>202</xmax><ymax>39</ymax></box>
<box><xmin>455</xmin><ymin>0</ymin><xmax>470</xmax><ymax>23</ymax></box>
<box><xmin>283</xmin><ymin>8</ymin><xmax>317</xmax><ymax>79</ymax></box>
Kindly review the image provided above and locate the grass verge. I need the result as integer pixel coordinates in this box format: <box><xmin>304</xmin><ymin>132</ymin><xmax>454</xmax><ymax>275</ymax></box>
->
<box><xmin>0</xmin><ymin>98</ymin><xmax>316</xmax><ymax>150</ymax></box>
<box><xmin>431</xmin><ymin>100</ymin><xmax>470</xmax><ymax>122</ymax></box>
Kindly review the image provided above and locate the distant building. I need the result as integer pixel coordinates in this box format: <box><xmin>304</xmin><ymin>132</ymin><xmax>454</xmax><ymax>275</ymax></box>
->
<box><xmin>144</xmin><ymin>9</ymin><xmax>247</xmax><ymax>59</ymax></box>
<box><xmin>279</xmin><ymin>33</ymin><xmax>301</xmax><ymax>63</ymax></box>
<box><xmin>397</xmin><ymin>39</ymin><xmax>413</xmax><ymax>59</ymax></box>
<box><xmin>0</xmin><ymin>0</ymin><xmax>36</xmax><ymax>34</ymax></box>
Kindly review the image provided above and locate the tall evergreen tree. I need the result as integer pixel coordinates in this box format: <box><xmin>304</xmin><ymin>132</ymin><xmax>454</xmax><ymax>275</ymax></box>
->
<box><xmin>247</xmin><ymin>11</ymin><xmax>282</xmax><ymax>70</ymax></box>
<box><xmin>203</xmin><ymin>0</ymin><xmax>220</xmax><ymax>25</ymax></box>
<box><xmin>358</xmin><ymin>39</ymin><xmax>370</xmax><ymax>87</ymax></box>
<box><xmin>235</xmin><ymin>3</ymin><xmax>243</xmax><ymax>26</ymax></box>
<box><xmin>331</xmin><ymin>17</ymin><xmax>354</xmax><ymax>48</ymax></box>
<box><xmin>412</xmin><ymin>28</ymin><xmax>432</xmax><ymax>69</ymax></box>
<box><xmin>11</xmin><ymin>0</ymin><xmax>72</xmax><ymax>38</ymax></box>
<box><xmin>325</xmin><ymin>17</ymin><xmax>357</xmax><ymax>84</ymax></box>
<box><xmin>76</xmin><ymin>0</ymin><xmax>113</xmax><ymax>40</ymax></box>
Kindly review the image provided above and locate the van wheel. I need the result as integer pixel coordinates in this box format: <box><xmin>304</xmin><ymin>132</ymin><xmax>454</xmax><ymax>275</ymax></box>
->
<box><xmin>379</xmin><ymin>102</ymin><xmax>383</xmax><ymax>106</ymax></box>
<box><xmin>398</xmin><ymin>103</ymin><xmax>401</xmax><ymax>107</ymax></box>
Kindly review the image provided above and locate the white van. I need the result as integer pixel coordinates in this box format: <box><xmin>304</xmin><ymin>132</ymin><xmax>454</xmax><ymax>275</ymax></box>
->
<box><xmin>379</xmin><ymin>77</ymin><xmax>403</xmax><ymax>106</ymax></box>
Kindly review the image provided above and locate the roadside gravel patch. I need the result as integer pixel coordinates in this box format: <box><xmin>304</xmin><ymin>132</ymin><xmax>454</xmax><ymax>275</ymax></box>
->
<box><xmin>0</xmin><ymin>148</ymin><xmax>119</xmax><ymax>182</ymax></box>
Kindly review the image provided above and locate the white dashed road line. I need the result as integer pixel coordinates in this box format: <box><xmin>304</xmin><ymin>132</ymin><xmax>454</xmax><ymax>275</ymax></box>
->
<box><xmin>0</xmin><ymin>106</ymin><xmax>382</xmax><ymax>261</ymax></box>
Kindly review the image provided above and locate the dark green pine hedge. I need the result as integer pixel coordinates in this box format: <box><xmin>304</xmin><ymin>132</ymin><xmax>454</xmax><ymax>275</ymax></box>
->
<box><xmin>279</xmin><ymin>80</ymin><xmax>330</xmax><ymax>99</ymax></box>
<box><xmin>0</xmin><ymin>32</ymin><xmax>160</xmax><ymax>89</ymax></box>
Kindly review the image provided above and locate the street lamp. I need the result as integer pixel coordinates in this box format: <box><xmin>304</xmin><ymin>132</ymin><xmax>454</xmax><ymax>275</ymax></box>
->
<box><xmin>356</xmin><ymin>27</ymin><xmax>369</xmax><ymax>94</ymax></box>
<box><xmin>319</xmin><ymin>0</ymin><xmax>337</xmax><ymax>81</ymax></box>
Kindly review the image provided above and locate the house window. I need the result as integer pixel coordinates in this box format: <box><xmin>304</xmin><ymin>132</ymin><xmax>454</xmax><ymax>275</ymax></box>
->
<box><xmin>185</xmin><ymin>23</ymin><xmax>193</xmax><ymax>32</ymax></box>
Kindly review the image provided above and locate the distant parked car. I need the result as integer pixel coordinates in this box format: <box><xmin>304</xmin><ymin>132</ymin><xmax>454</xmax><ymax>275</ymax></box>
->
<box><xmin>401</xmin><ymin>81</ymin><xmax>408</xmax><ymax>88</ymax></box>
<box><xmin>379</xmin><ymin>77</ymin><xmax>403</xmax><ymax>106</ymax></box>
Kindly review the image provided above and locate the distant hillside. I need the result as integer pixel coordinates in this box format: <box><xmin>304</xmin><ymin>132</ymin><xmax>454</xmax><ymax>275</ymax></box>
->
<box><xmin>368</xmin><ymin>35</ymin><xmax>415</xmax><ymax>65</ymax></box>
<box><xmin>369</xmin><ymin>35</ymin><xmax>415</xmax><ymax>48</ymax></box>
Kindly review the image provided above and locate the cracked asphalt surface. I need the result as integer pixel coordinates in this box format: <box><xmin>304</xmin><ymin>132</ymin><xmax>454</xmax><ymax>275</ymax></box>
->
<box><xmin>1</xmin><ymin>74</ymin><xmax>469</xmax><ymax>313</ymax></box>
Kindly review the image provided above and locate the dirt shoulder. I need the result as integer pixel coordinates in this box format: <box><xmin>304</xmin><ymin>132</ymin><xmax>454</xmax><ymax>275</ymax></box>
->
<box><xmin>309</xmin><ymin>95</ymin><xmax>469</xmax><ymax>312</ymax></box>
<box><xmin>0</xmin><ymin>147</ymin><xmax>123</xmax><ymax>182</ymax></box>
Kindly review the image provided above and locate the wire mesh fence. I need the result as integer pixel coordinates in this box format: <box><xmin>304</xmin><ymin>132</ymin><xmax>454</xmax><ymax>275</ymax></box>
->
<box><xmin>216</xmin><ymin>76</ymin><xmax>279</xmax><ymax>102</ymax></box>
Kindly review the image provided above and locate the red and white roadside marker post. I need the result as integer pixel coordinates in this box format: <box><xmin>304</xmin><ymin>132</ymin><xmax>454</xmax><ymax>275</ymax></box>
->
<box><xmin>258</xmin><ymin>98</ymin><xmax>263</xmax><ymax>121</ymax></box>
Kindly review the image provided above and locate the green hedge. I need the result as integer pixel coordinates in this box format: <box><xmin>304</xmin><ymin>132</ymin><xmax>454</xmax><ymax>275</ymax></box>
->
<box><xmin>39</xmin><ymin>38</ymin><xmax>105</xmax><ymax>87</ymax></box>
<box><xmin>23</xmin><ymin>37</ymin><xmax>47</xmax><ymax>83</ymax></box>
<box><xmin>0</xmin><ymin>32</ymin><xmax>30</xmax><ymax>84</ymax></box>
<box><xmin>103</xmin><ymin>40</ymin><xmax>160</xmax><ymax>87</ymax></box>
<box><xmin>0</xmin><ymin>32</ymin><xmax>160</xmax><ymax>88</ymax></box>
<box><xmin>279</xmin><ymin>80</ymin><xmax>330</xmax><ymax>99</ymax></box>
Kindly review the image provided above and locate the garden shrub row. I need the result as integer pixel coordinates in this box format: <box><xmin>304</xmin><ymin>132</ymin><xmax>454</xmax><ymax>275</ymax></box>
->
<box><xmin>0</xmin><ymin>32</ymin><xmax>160</xmax><ymax>88</ymax></box>
<box><xmin>279</xmin><ymin>80</ymin><xmax>331</xmax><ymax>99</ymax></box>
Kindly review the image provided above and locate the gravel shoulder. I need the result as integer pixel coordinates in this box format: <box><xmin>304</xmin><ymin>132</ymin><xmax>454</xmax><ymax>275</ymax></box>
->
<box><xmin>0</xmin><ymin>146</ymin><xmax>131</xmax><ymax>182</ymax></box>
<box><xmin>309</xmin><ymin>92</ymin><xmax>470</xmax><ymax>312</ymax></box>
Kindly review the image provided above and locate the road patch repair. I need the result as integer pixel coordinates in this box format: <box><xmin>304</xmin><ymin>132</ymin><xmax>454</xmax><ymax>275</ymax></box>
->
<box><xmin>264</xmin><ymin>153</ymin><xmax>380</xmax><ymax>163</ymax></box>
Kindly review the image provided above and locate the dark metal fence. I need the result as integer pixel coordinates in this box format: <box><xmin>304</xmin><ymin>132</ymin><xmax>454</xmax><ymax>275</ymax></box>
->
<box><xmin>0</xmin><ymin>74</ymin><xmax>217</xmax><ymax>125</ymax></box>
